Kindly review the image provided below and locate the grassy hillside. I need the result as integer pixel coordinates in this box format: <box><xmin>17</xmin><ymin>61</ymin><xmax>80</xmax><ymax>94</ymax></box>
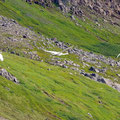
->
<box><xmin>0</xmin><ymin>0</ymin><xmax>120</xmax><ymax>56</ymax></box>
<box><xmin>0</xmin><ymin>0</ymin><xmax>120</xmax><ymax>120</ymax></box>
<box><xmin>0</xmin><ymin>52</ymin><xmax>120</xmax><ymax>120</ymax></box>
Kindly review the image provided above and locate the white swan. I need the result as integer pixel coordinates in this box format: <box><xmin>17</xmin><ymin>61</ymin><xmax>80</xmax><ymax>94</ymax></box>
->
<box><xmin>0</xmin><ymin>52</ymin><xmax>4</xmax><ymax>61</ymax></box>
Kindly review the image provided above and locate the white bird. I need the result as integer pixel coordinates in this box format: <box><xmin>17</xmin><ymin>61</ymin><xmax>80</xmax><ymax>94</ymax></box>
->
<box><xmin>0</xmin><ymin>52</ymin><xmax>4</xmax><ymax>61</ymax></box>
<box><xmin>117</xmin><ymin>53</ymin><xmax>120</xmax><ymax>58</ymax></box>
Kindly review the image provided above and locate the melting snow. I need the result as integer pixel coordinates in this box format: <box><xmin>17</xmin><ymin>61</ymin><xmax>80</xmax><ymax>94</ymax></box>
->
<box><xmin>117</xmin><ymin>53</ymin><xmax>120</xmax><ymax>58</ymax></box>
<box><xmin>44</xmin><ymin>50</ymin><xmax>68</xmax><ymax>56</ymax></box>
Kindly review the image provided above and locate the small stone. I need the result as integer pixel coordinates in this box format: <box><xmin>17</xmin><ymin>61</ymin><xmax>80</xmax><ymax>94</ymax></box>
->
<box><xmin>116</xmin><ymin>74</ymin><xmax>120</xmax><ymax>77</ymax></box>
<box><xmin>97</xmin><ymin>77</ymin><xmax>106</xmax><ymax>84</ymax></box>
<box><xmin>23</xmin><ymin>35</ymin><xmax>27</xmax><ymax>38</ymax></box>
<box><xmin>62</xmin><ymin>65</ymin><xmax>68</xmax><ymax>68</ymax></box>
<box><xmin>88</xmin><ymin>113</ymin><xmax>92</xmax><ymax>118</ymax></box>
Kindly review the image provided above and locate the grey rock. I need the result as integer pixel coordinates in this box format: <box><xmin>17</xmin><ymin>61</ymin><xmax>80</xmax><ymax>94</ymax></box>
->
<box><xmin>88</xmin><ymin>113</ymin><xmax>93</xmax><ymax>118</ymax></box>
<box><xmin>89</xmin><ymin>66</ymin><xmax>99</xmax><ymax>73</ymax></box>
<box><xmin>116</xmin><ymin>61</ymin><xmax>120</xmax><ymax>66</ymax></box>
<box><xmin>97</xmin><ymin>76</ymin><xmax>106</xmax><ymax>83</ymax></box>
<box><xmin>116</xmin><ymin>74</ymin><xmax>120</xmax><ymax>77</ymax></box>
<box><xmin>0</xmin><ymin>69</ymin><xmax>19</xmax><ymax>83</ymax></box>
<box><xmin>62</xmin><ymin>65</ymin><xmax>68</xmax><ymax>68</ymax></box>
<box><xmin>70</xmin><ymin>15</ymin><xmax>76</xmax><ymax>20</ymax></box>
<box><xmin>0</xmin><ymin>116</ymin><xmax>8</xmax><ymax>120</ymax></box>
<box><xmin>84</xmin><ymin>73</ymin><xmax>92</xmax><ymax>78</ymax></box>
<box><xmin>90</xmin><ymin>73</ymin><xmax>98</xmax><ymax>77</ymax></box>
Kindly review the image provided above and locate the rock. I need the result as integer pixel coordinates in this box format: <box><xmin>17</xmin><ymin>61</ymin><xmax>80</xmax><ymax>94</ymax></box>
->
<box><xmin>11</xmin><ymin>51</ymin><xmax>15</xmax><ymax>54</ymax></box>
<box><xmin>47</xmin><ymin>68</ymin><xmax>51</xmax><ymax>71</ymax></box>
<box><xmin>113</xmin><ymin>83</ymin><xmax>120</xmax><ymax>92</ymax></box>
<box><xmin>89</xmin><ymin>66</ymin><xmax>99</xmax><ymax>73</ymax></box>
<box><xmin>88</xmin><ymin>113</ymin><xmax>93</xmax><ymax>118</ymax></box>
<box><xmin>116</xmin><ymin>62</ymin><xmax>120</xmax><ymax>66</ymax></box>
<box><xmin>51</xmin><ymin>38</ymin><xmax>57</xmax><ymax>42</ymax></box>
<box><xmin>97</xmin><ymin>76</ymin><xmax>106</xmax><ymax>83</ymax></box>
<box><xmin>70</xmin><ymin>15</ymin><xmax>76</xmax><ymax>20</ymax></box>
<box><xmin>23</xmin><ymin>35</ymin><xmax>27</xmax><ymax>38</ymax></box>
<box><xmin>0</xmin><ymin>116</ymin><xmax>8</xmax><ymax>120</ymax></box>
<box><xmin>81</xmin><ymin>70</ymin><xmax>106</xmax><ymax>83</ymax></box>
<box><xmin>71</xmin><ymin>67</ymin><xmax>79</xmax><ymax>71</ymax></box>
<box><xmin>90</xmin><ymin>73</ymin><xmax>98</xmax><ymax>77</ymax></box>
<box><xmin>84</xmin><ymin>73</ymin><xmax>92</xmax><ymax>78</ymax></box>
<box><xmin>98</xmin><ymin>68</ymin><xmax>107</xmax><ymax>73</ymax></box>
<box><xmin>27</xmin><ymin>0</ymin><xmax>120</xmax><ymax>24</ymax></box>
<box><xmin>1</xmin><ymin>0</ymin><xmax>5</xmax><ymax>2</ymax></box>
<box><xmin>80</xmin><ymin>69</ymin><xmax>85</xmax><ymax>74</ymax></box>
<box><xmin>62</xmin><ymin>65</ymin><xmax>68</xmax><ymax>68</ymax></box>
<box><xmin>0</xmin><ymin>69</ymin><xmax>19</xmax><ymax>83</ymax></box>
<box><xmin>80</xmin><ymin>70</ymin><xmax>120</xmax><ymax>92</ymax></box>
<box><xmin>98</xmin><ymin>100</ymin><xmax>102</xmax><ymax>104</ymax></box>
<box><xmin>116</xmin><ymin>74</ymin><xmax>120</xmax><ymax>77</ymax></box>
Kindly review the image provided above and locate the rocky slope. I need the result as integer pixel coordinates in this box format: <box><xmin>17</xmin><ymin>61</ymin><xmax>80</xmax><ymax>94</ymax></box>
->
<box><xmin>26</xmin><ymin>0</ymin><xmax>120</xmax><ymax>22</ymax></box>
<box><xmin>1</xmin><ymin>15</ymin><xmax>120</xmax><ymax>92</ymax></box>
<box><xmin>57</xmin><ymin>0</ymin><xmax>120</xmax><ymax>18</ymax></box>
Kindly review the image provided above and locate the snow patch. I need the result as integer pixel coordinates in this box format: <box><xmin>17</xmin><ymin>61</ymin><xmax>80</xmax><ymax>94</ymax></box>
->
<box><xmin>117</xmin><ymin>53</ymin><xmax>120</xmax><ymax>58</ymax></box>
<box><xmin>44</xmin><ymin>50</ymin><xmax>68</xmax><ymax>56</ymax></box>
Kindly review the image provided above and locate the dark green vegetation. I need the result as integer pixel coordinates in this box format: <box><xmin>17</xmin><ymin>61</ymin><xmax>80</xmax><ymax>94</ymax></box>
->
<box><xmin>0</xmin><ymin>0</ymin><xmax>120</xmax><ymax>57</ymax></box>
<box><xmin>0</xmin><ymin>53</ymin><xmax>120</xmax><ymax>120</ymax></box>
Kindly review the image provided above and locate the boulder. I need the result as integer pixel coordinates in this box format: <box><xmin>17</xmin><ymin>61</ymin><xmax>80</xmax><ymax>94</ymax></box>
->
<box><xmin>97</xmin><ymin>76</ymin><xmax>106</xmax><ymax>83</ymax></box>
<box><xmin>0</xmin><ymin>69</ymin><xmax>19</xmax><ymax>83</ymax></box>
<box><xmin>89</xmin><ymin>66</ymin><xmax>99</xmax><ymax>73</ymax></box>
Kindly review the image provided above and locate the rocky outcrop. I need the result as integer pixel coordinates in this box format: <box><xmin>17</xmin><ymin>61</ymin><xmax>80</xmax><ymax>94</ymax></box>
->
<box><xmin>45</xmin><ymin>37</ymin><xmax>120</xmax><ymax>92</ymax></box>
<box><xmin>25</xmin><ymin>0</ymin><xmax>120</xmax><ymax>22</ymax></box>
<box><xmin>69</xmin><ymin>0</ymin><xmax>120</xmax><ymax>17</ymax></box>
<box><xmin>89</xmin><ymin>66</ymin><xmax>107</xmax><ymax>73</ymax></box>
<box><xmin>80</xmin><ymin>71</ymin><xmax>120</xmax><ymax>92</ymax></box>
<box><xmin>49</xmin><ymin>59</ymin><xmax>80</xmax><ymax>68</ymax></box>
<box><xmin>48</xmin><ymin>38</ymin><xmax>120</xmax><ymax>67</ymax></box>
<box><xmin>0</xmin><ymin>15</ymin><xmax>43</xmax><ymax>61</ymax></box>
<box><xmin>0</xmin><ymin>69</ymin><xmax>19</xmax><ymax>83</ymax></box>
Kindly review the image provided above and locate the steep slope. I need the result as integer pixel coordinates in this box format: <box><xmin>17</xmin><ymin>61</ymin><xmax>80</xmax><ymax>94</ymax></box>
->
<box><xmin>0</xmin><ymin>15</ymin><xmax>120</xmax><ymax>88</ymax></box>
<box><xmin>0</xmin><ymin>52</ymin><xmax>120</xmax><ymax>120</ymax></box>
<box><xmin>0</xmin><ymin>0</ymin><xmax>120</xmax><ymax>120</ymax></box>
<box><xmin>0</xmin><ymin>0</ymin><xmax>120</xmax><ymax>56</ymax></box>
<box><xmin>26</xmin><ymin>0</ymin><xmax>120</xmax><ymax>21</ymax></box>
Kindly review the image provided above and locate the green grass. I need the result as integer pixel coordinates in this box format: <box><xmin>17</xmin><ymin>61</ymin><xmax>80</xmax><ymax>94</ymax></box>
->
<box><xmin>0</xmin><ymin>52</ymin><xmax>120</xmax><ymax>120</ymax></box>
<box><xmin>0</xmin><ymin>0</ymin><xmax>120</xmax><ymax>119</ymax></box>
<box><xmin>0</xmin><ymin>0</ymin><xmax>120</xmax><ymax>57</ymax></box>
